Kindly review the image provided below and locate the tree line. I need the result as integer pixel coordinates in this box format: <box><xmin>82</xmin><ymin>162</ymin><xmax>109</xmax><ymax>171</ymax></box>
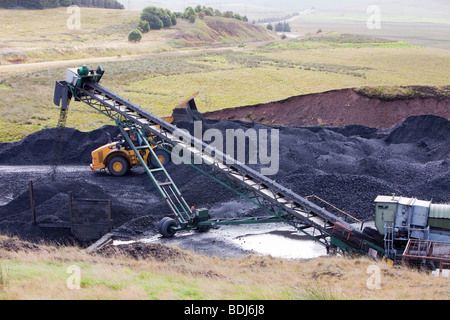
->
<box><xmin>258</xmin><ymin>12</ymin><xmax>298</xmax><ymax>24</ymax></box>
<box><xmin>0</xmin><ymin>0</ymin><xmax>124</xmax><ymax>9</ymax></box>
<box><xmin>128</xmin><ymin>6</ymin><xmax>177</xmax><ymax>42</ymax></box>
<box><xmin>267</xmin><ymin>21</ymin><xmax>291</xmax><ymax>33</ymax></box>
<box><xmin>128</xmin><ymin>5</ymin><xmax>250</xmax><ymax>42</ymax></box>
<box><xmin>181</xmin><ymin>5</ymin><xmax>248</xmax><ymax>23</ymax></box>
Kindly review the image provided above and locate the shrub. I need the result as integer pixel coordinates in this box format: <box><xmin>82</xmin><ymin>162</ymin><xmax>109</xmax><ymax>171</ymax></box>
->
<box><xmin>188</xmin><ymin>14</ymin><xmax>196</xmax><ymax>23</ymax></box>
<box><xmin>141</xmin><ymin>6</ymin><xmax>174</xmax><ymax>30</ymax></box>
<box><xmin>223</xmin><ymin>11</ymin><xmax>233</xmax><ymax>18</ymax></box>
<box><xmin>170</xmin><ymin>14</ymin><xmax>177</xmax><ymax>26</ymax></box>
<box><xmin>160</xmin><ymin>13</ymin><xmax>172</xmax><ymax>28</ymax></box>
<box><xmin>274</xmin><ymin>21</ymin><xmax>291</xmax><ymax>32</ymax></box>
<box><xmin>148</xmin><ymin>14</ymin><xmax>163</xmax><ymax>30</ymax></box>
<box><xmin>128</xmin><ymin>29</ymin><xmax>142</xmax><ymax>42</ymax></box>
<box><xmin>183</xmin><ymin>6</ymin><xmax>196</xmax><ymax>23</ymax></box>
<box><xmin>137</xmin><ymin>20</ymin><xmax>150</xmax><ymax>33</ymax></box>
<box><xmin>234</xmin><ymin>13</ymin><xmax>242</xmax><ymax>21</ymax></box>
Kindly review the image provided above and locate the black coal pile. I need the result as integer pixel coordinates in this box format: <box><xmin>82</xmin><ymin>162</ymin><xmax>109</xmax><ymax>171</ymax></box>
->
<box><xmin>175</xmin><ymin>114</ymin><xmax>450</xmax><ymax>218</ymax></box>
<box><xmin>0</xmin><ymin>180</ymin><xmax>140</xmax><ymax>243</ymax></box>
<box><xmin>0</xmin><ymin>125</ymin><xmax>119</xmax><ymax>165</ymax></box>
<box><xmin>0</xmin><ymin>114</ymin><xmax>448</xmax><ymax>243</ymax></box>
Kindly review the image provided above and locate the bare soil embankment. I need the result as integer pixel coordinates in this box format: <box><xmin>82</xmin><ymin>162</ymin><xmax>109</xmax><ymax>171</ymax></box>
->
<box><xmin>203</xmin><ymin>86</ymin><xmax>450</xmax><ymax>129</ymax></box>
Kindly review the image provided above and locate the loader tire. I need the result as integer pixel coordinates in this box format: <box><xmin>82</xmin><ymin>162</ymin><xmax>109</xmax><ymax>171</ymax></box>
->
<box><xmin>108</xmin><ymin>155</ymin><xmax>130</xmax><ymax>176</ymax></box>
<box><xmin>151</xmin><ymin>149</ymin><xmax>171</xmax><ymax>168</ymax></box>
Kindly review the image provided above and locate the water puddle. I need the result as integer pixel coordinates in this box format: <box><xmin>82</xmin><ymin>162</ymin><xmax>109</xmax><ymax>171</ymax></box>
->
<box><xmin>113</xmin><ymin>223</ymin><xmax>329</xmax><ymax>260</ymax></box>
<box><xmin>233</xmin><ymin>231</ymin><xmax>327</xmax><ymax>259</ymax></box>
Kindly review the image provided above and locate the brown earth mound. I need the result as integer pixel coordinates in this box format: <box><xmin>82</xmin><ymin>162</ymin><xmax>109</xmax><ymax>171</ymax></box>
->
<box><xmin>203</xmin><ymin>86</ymin><xmax>450</xmax><ymax>129</ymax></box>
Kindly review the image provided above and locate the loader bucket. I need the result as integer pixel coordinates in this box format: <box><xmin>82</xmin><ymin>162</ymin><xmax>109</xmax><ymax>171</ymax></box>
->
<box><xmin>171</xmin><ymin>91</ymin><xmax>200</xmax><ymax>123</ymax></box>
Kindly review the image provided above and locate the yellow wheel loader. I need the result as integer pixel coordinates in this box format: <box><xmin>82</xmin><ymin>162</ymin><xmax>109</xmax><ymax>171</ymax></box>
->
<box><xmin>89</xmin><ymin>92</ymin><xmax>199</xmax><ymax>176</ymax></box>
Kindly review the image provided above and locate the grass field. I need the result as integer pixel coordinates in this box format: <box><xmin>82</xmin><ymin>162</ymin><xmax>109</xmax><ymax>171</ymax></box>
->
<box><xmin>1</xmin><ymin>236</ymin><xmax>449</xmax><ymax>300</ymax></box>
<box><xmin>79</xmin><ymin>34</ymin><xmax>450</xmax><ymax>112</ymax></box>
<box><xmin>1</xmin><ymin>30</ymin><xmax>449</xmax><ymax>142</ymax></box>
<box><xmin>0</xmin><ymin>8</ymin><xmax>274</xmax><ymax>65</ymax></box>
<box><xmin>0</xmin><ymin>8</ymin><xmax>148</xmax><ymax>63</ymax></box>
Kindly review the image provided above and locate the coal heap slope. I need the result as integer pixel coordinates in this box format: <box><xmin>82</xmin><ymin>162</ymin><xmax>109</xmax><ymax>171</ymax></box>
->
<box><xmin>176</xmin><ymin>114</ymin><xmax>449</xmax><ymax>217</ymax></box>
<box><xmin>0</xmin><ymin>115</ymin><xmax>448</xmax><ymax>242</ymax></box>
<box><xmin>0</xmin><ymin>125</ymin><xmax>120</xmax><ymax>165</ymax></box>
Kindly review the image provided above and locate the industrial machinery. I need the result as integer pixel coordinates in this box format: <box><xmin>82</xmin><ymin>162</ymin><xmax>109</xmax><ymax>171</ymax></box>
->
<box><xmin>53</xmin><ymin>65</ymin><xmax>448</xmax><ymax>263</ymax></box>
<box><xmin>373</xmin><ymin>195</ymin><xmax>450</xmax><ymax>261</ymax></box>
<box><xmin>59</xmin><ymin>66</ymin><xmax>198</xmax><ymax>176</ymax></box>
<box><xmin>89</xmin><ymin>127</ymin><xmax>167</xmax><ymax>176</ymax></box>
<box><xmin>89</xmin><ymin>98</ymin><xmax>199</xmax><ymax>176</ymax></box>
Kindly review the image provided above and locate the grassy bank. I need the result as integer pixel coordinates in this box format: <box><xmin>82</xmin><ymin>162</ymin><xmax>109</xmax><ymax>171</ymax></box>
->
<box><xmin>0</xmin><ymin>236</ymin><xmax>448</xmax><ymax>300</ymax></box>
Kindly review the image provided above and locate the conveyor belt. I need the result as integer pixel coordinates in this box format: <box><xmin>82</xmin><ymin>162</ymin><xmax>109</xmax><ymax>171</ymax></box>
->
<box><xmin>64</xmin><ymin>80</ymin><xmax>364</xmax><ymax>247</ymax></box>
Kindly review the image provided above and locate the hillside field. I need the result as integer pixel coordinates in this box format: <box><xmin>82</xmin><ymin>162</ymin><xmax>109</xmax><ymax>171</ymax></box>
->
<box><xmin>0</xmin><ymin>7</ymin><xmax>275</xmax><ymax>65</ymax></box>
<box><xmin>0</xmin><ymin>27</ymin><xmax>449</xmax><ymax>141</ymax></box>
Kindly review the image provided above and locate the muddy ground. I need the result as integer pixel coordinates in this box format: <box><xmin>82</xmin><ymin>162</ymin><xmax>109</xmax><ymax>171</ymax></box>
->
<box><xmin>0</xmin><ymin>110</ymin><xmax>448</xmax><ymax>258</ymax></box>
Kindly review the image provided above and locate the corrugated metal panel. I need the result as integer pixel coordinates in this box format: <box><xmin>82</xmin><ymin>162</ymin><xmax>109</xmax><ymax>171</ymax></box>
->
<box><xmin>429</xmin><ymin>204</ymin><xmax>450</xmax><ymax>219</ymax></box>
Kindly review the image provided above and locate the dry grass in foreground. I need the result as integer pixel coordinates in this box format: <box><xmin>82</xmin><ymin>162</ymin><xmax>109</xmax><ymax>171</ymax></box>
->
<box><xmin>0</xmin><ymin>235</ymin><xmax>448</xmax><ymax>300</ymax></box>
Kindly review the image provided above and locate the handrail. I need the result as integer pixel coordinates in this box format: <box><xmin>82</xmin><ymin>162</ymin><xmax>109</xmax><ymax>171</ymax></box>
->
<box><xmin>305</xmin><ymin>194</ymin><xmax>364</xmax><ymax>230</ymax></box>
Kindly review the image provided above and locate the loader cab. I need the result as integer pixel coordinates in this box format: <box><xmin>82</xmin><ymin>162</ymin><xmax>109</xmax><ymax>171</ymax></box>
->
<box><xmin>114</xmin><ymin>128</ymin><xmax>143</xmax><ymax>150</ymax></box>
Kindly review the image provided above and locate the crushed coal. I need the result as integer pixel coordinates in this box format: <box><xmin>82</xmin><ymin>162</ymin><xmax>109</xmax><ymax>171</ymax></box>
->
<box><xmin>0</xmin><ymin>114</ymin><xmax>448</xmax><ymax>243</ymax></box>
<box><xmin>0</xmin><ymin>125</ymin><xmax>120</xmax><ymax>165</ymax></box>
